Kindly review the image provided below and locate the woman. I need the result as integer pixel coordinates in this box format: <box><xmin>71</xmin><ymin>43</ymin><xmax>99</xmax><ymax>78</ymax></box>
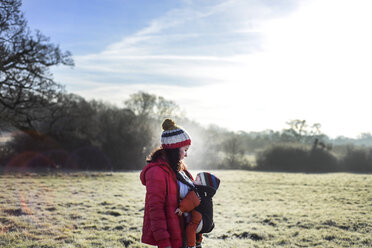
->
<box><xmin>140</xmin><ymin>118</ymin><xmax>195</xmax><ymax>248</ymax></box>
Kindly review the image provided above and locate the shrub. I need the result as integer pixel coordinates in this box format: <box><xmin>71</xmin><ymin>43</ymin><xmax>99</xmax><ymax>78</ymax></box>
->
<box><xmin>2</xmin><ymin>132</ymin><xmax>61</xmax><ymax>171</ymax></box>
<box><xmin>256</xmin><ymin>144</ymin><xmax>307</xmax><ymax>172</ymax></box>
<box><xmin>340</xmin><ymin>147</ymin><xmax>372</xmax><ymax>172</ymax></box>
<box><xmin>256</xmin><ymin>144</ymin><xmax>338</xmax><ymax>172</ymax></box>
<box><xmin>70</xmin><ymin>146</ymin><xmax>112</xmax><ymax>171</ymax></box>
<box><xmin>307</xmin><ymin>148</ymin><xmax>338</xmax><ymax>172</ymax></box>
<box><xmin>1</xmin><ymin>132</ymin><xmax>111</xmax><ymax>171</ymax></box>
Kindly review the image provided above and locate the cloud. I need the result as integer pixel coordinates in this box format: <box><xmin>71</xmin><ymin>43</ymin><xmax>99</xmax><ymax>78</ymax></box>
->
<box><xmin>54</xmin><ymin>0</ymin><xmax>299</xmax><ymax>92</ymax></box>
<box><xmin>53</xmin><ymin>0</ymin><xmax>372</xmax><ymax>137</ymax></box>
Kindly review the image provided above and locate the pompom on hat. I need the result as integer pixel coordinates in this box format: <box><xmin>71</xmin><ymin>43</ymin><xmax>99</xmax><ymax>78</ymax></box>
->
<box><xmin>161</xmin><ymin>118</ymin><xmax>191</xmax><ymax>149</ymax></box>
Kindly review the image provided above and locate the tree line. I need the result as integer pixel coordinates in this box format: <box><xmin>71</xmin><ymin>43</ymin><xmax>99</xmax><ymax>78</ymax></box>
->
<box><xmin>1</xmin><ymin>0</ymin><xmax>371</xmax><ymax>172</ymax></box>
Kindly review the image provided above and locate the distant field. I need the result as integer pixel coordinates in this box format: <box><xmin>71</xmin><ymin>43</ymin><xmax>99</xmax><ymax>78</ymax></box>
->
<box><xmin>0</xmin><ymin>170</ymin><xmax>371</xmax><ymax>247</ymax></box>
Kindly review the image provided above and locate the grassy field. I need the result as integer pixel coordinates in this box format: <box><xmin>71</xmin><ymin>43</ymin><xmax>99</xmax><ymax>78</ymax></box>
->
<box><xmin>0</xmin><ymin>170</ymin><xmax>371</xmax><ymax>248</ymax></box>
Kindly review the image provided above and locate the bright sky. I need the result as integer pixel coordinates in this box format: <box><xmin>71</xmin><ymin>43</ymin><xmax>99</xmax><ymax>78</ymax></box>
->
<box><xmin>21</xmin><ymin>0</ymin><xmax>372</xmax><ymax>138</ymax></box>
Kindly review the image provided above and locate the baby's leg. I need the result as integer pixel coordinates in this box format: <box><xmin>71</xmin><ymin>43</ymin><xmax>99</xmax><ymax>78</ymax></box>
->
<box><xmin>186</xmin><ymin>210</ymin><xmax>202</xmax><ymax>247</ymax></box>
<box><xmin>196</xmin><ymin>233</ymin><xmax>203</xmax><ymax>244</ymax></box>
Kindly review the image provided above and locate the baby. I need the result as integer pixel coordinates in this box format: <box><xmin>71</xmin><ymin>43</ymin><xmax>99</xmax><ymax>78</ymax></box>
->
<box><xmin>175</xmin><ymin>172</ymin><xmax>220</xmax><ymax>248</ymax></box>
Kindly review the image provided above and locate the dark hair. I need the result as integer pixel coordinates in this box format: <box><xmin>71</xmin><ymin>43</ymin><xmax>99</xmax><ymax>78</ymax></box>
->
<box><xmin>147</xmin><ymin>147</ymin><xmax>180</xmax><ymax>173</ymax></box>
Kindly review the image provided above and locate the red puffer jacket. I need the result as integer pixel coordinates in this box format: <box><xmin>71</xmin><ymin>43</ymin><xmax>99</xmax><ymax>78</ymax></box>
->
<box><xmin>140</xmin><ymin>158</ymin><xmax>193</xmax><ymax>248</ymax></box>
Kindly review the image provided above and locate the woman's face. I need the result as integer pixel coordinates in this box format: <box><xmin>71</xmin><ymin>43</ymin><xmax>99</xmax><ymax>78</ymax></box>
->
<box><xmin>179</xmin><ymin>145</ymin><xmax>190</xmax><ymax>161</ymax></box>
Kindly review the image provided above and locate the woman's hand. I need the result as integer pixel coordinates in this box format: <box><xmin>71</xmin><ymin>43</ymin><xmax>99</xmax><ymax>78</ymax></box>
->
<box><xmin>174</xmin><ymin>208</ymin><xmax>183</xmax><ymax>216</ymax></box>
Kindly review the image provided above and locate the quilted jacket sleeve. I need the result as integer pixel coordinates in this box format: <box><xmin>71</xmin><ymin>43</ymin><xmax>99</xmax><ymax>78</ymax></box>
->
<box><xmin>145</xmin><ymin>166</ymin><xmax>171</xmax><ymax>248</ymax></box>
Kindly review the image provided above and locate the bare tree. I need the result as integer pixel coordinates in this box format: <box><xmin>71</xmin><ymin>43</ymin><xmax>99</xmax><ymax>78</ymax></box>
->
<box><xmin>156</xmin><ymin>96</ymin><xmax>180</xmax><ymax>120</ymax></box>
<box><xmin>0</xmin><ymin>0</ymin><xmax>73</xmax><ymax>130</ymax></box>
<box><xmin>124</xmin><ymin>91</ymin><xmax>157</xmax><ymax>118</ymax></box>
<box><xmin>124</xmin><ymin>91</ymin><xmax>180</xmax><ymax>120</ymax></box>
<box><xmin>309</xmin><ymin>123</ymin><xmax>321</xmax><ymax>136</ymax></box>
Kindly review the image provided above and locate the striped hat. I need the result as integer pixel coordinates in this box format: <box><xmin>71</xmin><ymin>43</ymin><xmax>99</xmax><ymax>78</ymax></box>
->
<box><xmin>196</xmin><ymin>172</ymin><xmax>220</xmax><ymax>190</ymax></box>
<box><xmin>161</xmin><ymin>119</ymin><xmax>191</xmax><ymax>149</ymax></box>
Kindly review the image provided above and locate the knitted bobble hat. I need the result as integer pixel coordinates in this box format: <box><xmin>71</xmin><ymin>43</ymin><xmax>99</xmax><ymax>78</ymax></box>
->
<box><xmin>161</xmin><ymin>118</ymin><xmax>191</xmax><ymax>149</ymax></box>
<box><xmin>196</xmin><ymin>172</ymin><xmax>220</xmax><ymax>190</ymax></box>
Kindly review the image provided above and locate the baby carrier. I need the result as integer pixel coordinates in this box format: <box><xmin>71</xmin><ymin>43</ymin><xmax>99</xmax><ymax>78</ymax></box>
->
<box><xmin>176</xmin><ymin>171</ymin><xmax>218</xmax><ymax>233</ymax></box>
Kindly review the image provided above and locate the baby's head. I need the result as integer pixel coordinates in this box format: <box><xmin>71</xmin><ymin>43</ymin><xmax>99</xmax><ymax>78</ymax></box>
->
<box><xmin>195</xmin><ymin>172</ymin><xmax>220</xmax><ymax>190</ymax></box>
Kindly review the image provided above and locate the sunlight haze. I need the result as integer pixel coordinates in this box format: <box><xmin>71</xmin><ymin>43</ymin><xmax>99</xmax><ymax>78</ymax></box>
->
<box><xmin>22</xmin><ymin>0</ymin><xmax>372</xmax><ymax>138</ymax></box>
